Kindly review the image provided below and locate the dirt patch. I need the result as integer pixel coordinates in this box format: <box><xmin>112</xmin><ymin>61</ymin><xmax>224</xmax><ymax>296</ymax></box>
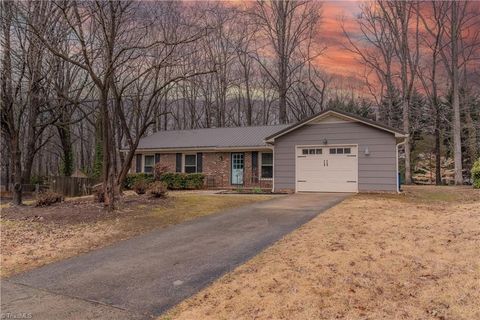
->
<box><xmin>164</xmin><ymin>186</ymin><xmax>480</xmax><ymax>320</ymax></box>
<box><xmin>1</xmin><ymin>194</ymin><xmax>275</xmax><ymax>277</ymax></box>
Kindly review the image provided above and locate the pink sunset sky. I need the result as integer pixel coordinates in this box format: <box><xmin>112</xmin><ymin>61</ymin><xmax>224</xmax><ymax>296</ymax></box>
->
<box><xmin>316</xmin><ymin>0</ymin><xmax>363</xmax><ymax>79</ymax></box>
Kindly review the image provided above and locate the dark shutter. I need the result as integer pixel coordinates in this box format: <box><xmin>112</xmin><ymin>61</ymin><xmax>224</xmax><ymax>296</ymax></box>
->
<box><xmin>136</xmin><ymin>154</ymin><xmax>142</xmax><ymax>173</ymax></box>
<box><xmin>196</xmin><ymin>153</ymin><xmax>203</xmax><ymax>173</ymax></box>
<box><xmin>155</xmin><ymin>153</ymin><xmax>160</xmax><ymax>164</ymax></box>
<box><xmin>252</xmin><ymin>151</ymin><xmax>258</xmax><ymax>178</ymax></box>
<box><xmin>175</xmin><ymin>153</ymin><xmax>182</xmax><ymax>172</ymax></box>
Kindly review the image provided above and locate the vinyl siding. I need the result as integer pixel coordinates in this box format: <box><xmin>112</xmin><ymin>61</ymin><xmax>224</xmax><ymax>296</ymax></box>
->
<box><xmin>273</xmin><ymin>122</ymin><xmax>397</xmax><ymax>192</ymax></box>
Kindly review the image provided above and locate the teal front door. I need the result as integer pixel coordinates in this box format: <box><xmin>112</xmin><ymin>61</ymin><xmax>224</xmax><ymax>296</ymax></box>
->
<box><xmin>231</xmin><ymin>153</ymin><xmax>244</xmax><ymax>185</ymax></box>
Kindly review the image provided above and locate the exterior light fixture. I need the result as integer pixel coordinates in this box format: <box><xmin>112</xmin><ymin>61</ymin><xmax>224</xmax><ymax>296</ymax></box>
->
<box><xmin>323</xmin><ymin>138</ymin><xmax>328</xmax><ymax>145</ymax></box>
<box><xmin>364</xmin><ymin>147</ymin><xmax>370</xmax><ymax>156</ymax></box>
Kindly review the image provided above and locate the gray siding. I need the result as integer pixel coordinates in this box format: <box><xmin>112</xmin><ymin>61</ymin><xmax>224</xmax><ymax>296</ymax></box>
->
<box><xmin>274</xmin><ymin>122</ymin><xmax>397</xmax><ymax>192</ymax></box>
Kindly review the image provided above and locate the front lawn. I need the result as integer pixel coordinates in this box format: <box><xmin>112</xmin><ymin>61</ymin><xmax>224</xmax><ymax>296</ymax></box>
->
<box><xmin>0</xmin><ymin>193</ymin><xmax>275</xmax><ymax>277</ymax></box>
<box><xmin>165</xmin><ymin>186</ymin><xmax>479</xmax><ymax>320</ymax></box>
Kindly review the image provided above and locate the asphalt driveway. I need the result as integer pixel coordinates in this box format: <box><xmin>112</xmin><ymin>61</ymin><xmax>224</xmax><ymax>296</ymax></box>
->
<box><xmin>2</xmin><ymin>193</ymin><xmax>349</xmax><ymax>319</ymax></box>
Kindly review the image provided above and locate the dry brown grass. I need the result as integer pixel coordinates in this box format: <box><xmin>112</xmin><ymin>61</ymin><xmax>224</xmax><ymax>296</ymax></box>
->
<box><xmin>165</xmin><ymin>186</ymin><xmax>480</xmax><ymax>320</ymax></box>
<box><xmin>0</xmin><ymin>194</ymin><xmax>274</xmax><ymax>277</ymax></box>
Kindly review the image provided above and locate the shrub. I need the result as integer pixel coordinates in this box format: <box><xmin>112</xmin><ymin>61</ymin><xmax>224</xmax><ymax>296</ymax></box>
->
<box><xmin>472</xmin><ymin>158</ymin><xmax>480</xmax><ymax>189</ymax></box>
<box><xmin>123</xmin><ymin>173</ymin><xmax>154</xmax><ymax>190</ymax></box>
<box><xmin>154</xmin><ymin>164</ymin><xmax>170</xmax><ymax>180</ymax></box>
<box><xmin>36</xmin><ymin>192</ymin><xmax>64</xmax><ymax>207</ymax></box>
<box><xmin>252</xmin><ymin>187</ymin><xmax>263</xmax><ymax>194</ymax></box>
<box><xmin>95</xmin><ymin>188</ymin><xmax>105</xmax><ymax>202</ymax></box>
<box><xmin>30</xmin><ymin>175</ymin><xmax>47</xmax><ymax>185</ymax></box>
<box><xmin>158</xmin><ymin>173</ymin><xmax>205</xmax><ymax>190</ymax></box>
<box><xmin>133</xmin><ymin>179</ymin><xmax>149</xmax><ymax>194</ymax></box>
<box><xmin>148</xmin><ymin>181</ymin><xmax>168</xmax><ymax>198</ymax></box>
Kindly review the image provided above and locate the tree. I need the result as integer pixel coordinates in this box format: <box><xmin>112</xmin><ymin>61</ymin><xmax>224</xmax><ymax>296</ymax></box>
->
<box><xmin>251</xmin><ymin>0</ymin><xmax>321</xmax><ymax>123</ymax></box>
<box><xmin>417</xmin><ymin>1</ymin><xmax>449</xmax><ymax>185</ymax></box>
<box><xmin>439</xmin><ymin>1</ymin><xmax>480</xmax><ymax>184</ymax></box>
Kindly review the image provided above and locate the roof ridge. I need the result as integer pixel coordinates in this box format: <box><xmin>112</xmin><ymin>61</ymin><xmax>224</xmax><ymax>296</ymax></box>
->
<box><xmin>151</xmin><ymin>123</ymin><xmax>289</xmax><ymax>134</ymax></box>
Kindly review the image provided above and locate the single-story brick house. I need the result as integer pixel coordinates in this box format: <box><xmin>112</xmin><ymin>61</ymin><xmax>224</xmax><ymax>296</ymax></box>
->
<box><xmin>130</xmin><ymin>109</ymin><xmax>407</xmax><ymax>193</ymax></box>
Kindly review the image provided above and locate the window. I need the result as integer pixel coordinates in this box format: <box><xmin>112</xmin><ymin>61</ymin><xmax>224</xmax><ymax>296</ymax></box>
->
<box><xmin>330</xmin><ymin>147</ymin><xmax>352</xmax><ymax>155</ymax></box>
<box><xmin>315</xmin><ymin>149</ymin><xmax>322</xmax><ymax>154</ymax></box>
<box><xmin>184</xmin><ymin>154</ymin><xmax>197</xmax><ymax>173</ymax></box>
<box><xmin>309</xmin><ymin>149</ymin><xmax>315</xmax><ymax>154</ymax></box>
<box><xmin>144</xmin><ymin>155</ymin><xmax>154</xmax><ymax>173</ymax></box>
<box><xmin>260</xmin><ymin>152</ymin><xmax>273</xmax><ymax>179</ymax></box>
<box><xmin>302</xmin><ymin>149</ymin><xmax>308</xmax><ymax>155</ymax></box>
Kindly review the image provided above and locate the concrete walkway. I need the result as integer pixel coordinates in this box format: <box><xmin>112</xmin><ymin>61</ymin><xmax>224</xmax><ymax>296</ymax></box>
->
<box><xmin>2</xmin><ymin>193</ymin><xmax>349</xmax><ymax>319</ymax></box>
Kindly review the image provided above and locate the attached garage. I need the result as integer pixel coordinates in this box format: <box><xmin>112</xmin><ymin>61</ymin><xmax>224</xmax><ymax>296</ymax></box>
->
<box><xmin>266</xmin><ymin>109</ymin><xmax>408</xmax><ymax>193</ymax></box>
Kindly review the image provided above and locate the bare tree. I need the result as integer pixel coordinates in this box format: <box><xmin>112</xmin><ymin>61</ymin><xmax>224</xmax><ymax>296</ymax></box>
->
<box><xmin>417</xmin><ymin>1</ymin><xmax>449</xmax><ymax>185</ymax></box>
<box><xmin>251</xmin><ymin>0</ymin><xmax>321</xmax><ymax>123</ymax></box>
<box><xmin>439</xmin><ymin>1</ymin><xmax>480</xmax><ymax>184</ymax></box>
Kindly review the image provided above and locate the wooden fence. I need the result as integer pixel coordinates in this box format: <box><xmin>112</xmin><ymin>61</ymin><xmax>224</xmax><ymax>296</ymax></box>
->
<box><xmin>49</xmin><ymin>176</ymin><xmax>95</xmax><ymax>197</ymax></box>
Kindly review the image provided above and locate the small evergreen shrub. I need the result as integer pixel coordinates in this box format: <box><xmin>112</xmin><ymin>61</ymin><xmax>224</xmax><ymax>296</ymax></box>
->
<box><xmin>148</xmin><ymin>181</ymin><xmax>168</xmax><ymax>198</ymax></box>
<box><xmin>158</xmin><ymin>173</ymin><xmax>205</xmax><ymax>190</ymax></box>
<box><xmin>472</xmin><ymin>158</ymin><xmax>480</xmax><ymax>189</ymax></box>
<box><xmin>252</xmin><ymin>187</ymin><xmax>263</xmax><ymax>194</ymax></box>
<box><xmin>123</xmin><ymin>173</ymin><xmax>154</xmax><ymax>190</ymax></box>
<box><xmin>36</xmin><ymin>192</ymin><xmax>64</xmax><ymax>207</ymax></box>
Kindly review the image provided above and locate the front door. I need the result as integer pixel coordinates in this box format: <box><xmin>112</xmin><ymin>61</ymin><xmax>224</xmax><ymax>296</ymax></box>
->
<box><xmin>231</xmin><ymin>153</ymin><xmax>244</xmax><ymax>185</ymax></box>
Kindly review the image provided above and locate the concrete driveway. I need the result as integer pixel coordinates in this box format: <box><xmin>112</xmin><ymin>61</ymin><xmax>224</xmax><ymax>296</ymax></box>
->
<box><xmin>2</xmin><ymin>193</ymin><xmax>349</xmax><ymax>319</ymax></box>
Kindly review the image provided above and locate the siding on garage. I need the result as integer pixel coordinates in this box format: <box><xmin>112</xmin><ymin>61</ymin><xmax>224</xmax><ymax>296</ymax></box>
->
<box><xmin>273</xmin><ymin>122</ymin><xmax>397</xmax><ymax>192</ymax></box>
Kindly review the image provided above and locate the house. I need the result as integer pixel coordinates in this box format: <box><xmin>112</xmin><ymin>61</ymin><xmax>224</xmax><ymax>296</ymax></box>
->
<box><xmin>131</xmin><ymin>109</ymin><xmax>408</xmax><ymax>193</ymax></box>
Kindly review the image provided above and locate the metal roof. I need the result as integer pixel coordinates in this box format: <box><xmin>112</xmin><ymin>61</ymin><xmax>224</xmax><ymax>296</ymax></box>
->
<box><xmin>136</xmin><ymin>124</ymin><xmax>289</xmax><ymax>150</ymax></box>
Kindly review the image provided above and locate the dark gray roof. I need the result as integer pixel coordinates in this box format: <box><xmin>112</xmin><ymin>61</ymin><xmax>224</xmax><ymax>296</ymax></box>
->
<box><xmin>265</xmin><ymin>108</ymin><xmax>407</xmax><ymax>141</ymax></box>
<box><xmin>137</xmin><ymin>124</ymin><xmax>289</xmax><ymax>150</ymax></box>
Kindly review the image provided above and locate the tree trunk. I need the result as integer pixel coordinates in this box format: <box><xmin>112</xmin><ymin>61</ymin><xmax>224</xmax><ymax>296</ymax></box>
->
<box><xmin>11</xmin><ymin>136</ymin><xmax>22</xmax><ymax>205</ymax></box>
<box><xmin>57</xmin><ymin>124</ymin><xmax>74</xmax><ymax>176</ymax></box>
<box><xmin>100</xmin><ymin>92</ymin><xmax>115</xmax><ymax>211</ymax></box>
<box><xmin>434</xmin><ymin>104</ymin><xmax>442</xmax><ymax>185</ymax></box>
<box><xmin>403</xmin><ymin>98</ymin><xmax>412</xmax><ymax>184</ymax></box>
<box><xmin>451</xmin><ymin>3</ymin><xmax>463</xmax><ymax>185</ymax></box>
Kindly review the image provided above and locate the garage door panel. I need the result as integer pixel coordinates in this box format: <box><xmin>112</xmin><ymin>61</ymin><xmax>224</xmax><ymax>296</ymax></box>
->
<box><xmin>296</xmin><ymin>145</ymin><xmax>358</xmax><ymax>192</ymax></box>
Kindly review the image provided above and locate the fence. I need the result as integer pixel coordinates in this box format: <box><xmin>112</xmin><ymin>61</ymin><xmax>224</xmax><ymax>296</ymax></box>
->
<box><xmin>49</xmin><ymin>176</ymin><xmax>95</xmax><ymax>197</ymax></box>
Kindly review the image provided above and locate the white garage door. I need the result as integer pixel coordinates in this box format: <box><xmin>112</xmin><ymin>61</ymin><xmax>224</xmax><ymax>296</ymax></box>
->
<box><xmin>296</xmin><ymin>145</ymin><xmax>358</xmax><ymax>192</ymax></box>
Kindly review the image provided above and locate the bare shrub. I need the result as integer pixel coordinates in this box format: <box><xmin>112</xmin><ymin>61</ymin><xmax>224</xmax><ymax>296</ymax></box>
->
<box><xmin>35</xmin><ymin>192</ymin><xmax>64</xmax><ymax>207</ymax></box>
<box><xmin>148</xmin><ymin>181</ymin><xmax>168</xmax><ymax>198</ymax></box>
<box><xmin>133</xmin><ymin>180</ymin><xmax>149</xmax><ymax>195</ymax></box>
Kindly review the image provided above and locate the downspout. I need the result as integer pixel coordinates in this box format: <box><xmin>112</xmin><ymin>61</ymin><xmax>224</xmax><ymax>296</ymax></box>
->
<box><xmin>396</xmin><ymin>138</ymin><xmax>407</xmax><ymax>193</ymax></box>
<box><xmin>271</xmin><ymin>144</ymin><xmax>275</xmax><ymax>193</ymax></box>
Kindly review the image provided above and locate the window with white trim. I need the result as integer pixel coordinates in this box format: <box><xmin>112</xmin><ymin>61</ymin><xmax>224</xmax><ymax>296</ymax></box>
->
<box><xmin>184</xmin><ymin>154</ymin><xmax>197</xmax><ymax>173</ymax></box>
<box><xmin>144</xmin><ymin>155</ymin><xmax>155</xmax><ymax>173</ymax></box>
<box><xmin>260</xmin><ymin>152</ymin><xmax>273</xmax><ymax>179</ymax></box>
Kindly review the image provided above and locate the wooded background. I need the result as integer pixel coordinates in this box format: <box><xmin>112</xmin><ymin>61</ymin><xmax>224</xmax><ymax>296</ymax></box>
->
<box><xmin>1</xmin><ymin>1</ymin><xmax>479</xmax><ymax>209</ymax></box>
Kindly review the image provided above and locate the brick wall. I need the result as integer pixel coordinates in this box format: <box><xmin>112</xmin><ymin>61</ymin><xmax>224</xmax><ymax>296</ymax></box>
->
<box><xmin>133</xmin><ymin>151</ymin><xmax>272</xmax><ymax>190</ymax></box>
<box><xmin>203</xmin><ymin>152</ymin><xmax>230</xmax><ymax>187</ymax></box>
